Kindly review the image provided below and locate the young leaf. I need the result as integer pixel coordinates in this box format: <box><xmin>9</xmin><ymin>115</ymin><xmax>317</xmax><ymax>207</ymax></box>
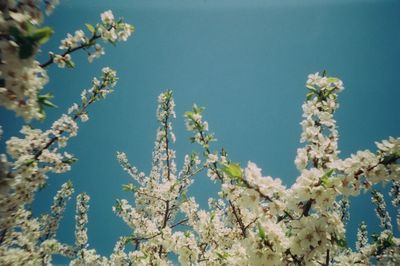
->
<box><xmin>257</xmin><ymin>223</ymin><xmax>266</xmax><ymax>240</ymax></box>
<box><xmin>336</xmin><ymin>238</ymin><xmax>347</xmax><ymax>248</ymax></box>
<box><xmin>42</xmin><ymin>100</ymin><xmax>58</xmax><ymax>108</ymax></box>
<box><xmin>122</xmin><ymin>183</ymin><xmax>136</xmax><ymax>192</ymax></box>
<box><xmin>306</xmin><ymin>91</ymin><xmax>314</xmax><ymax>100</ymax></box>
<box><xmin>222</xmin><ymin>163</ymin><xmax>242</xmax><ymax>179</ymax></box>
<box><xmin>65</xmin><ymin>60</ymin><xmax>76</xmax><ymax>68</ymax></box>
<box><xmin>64</xmin><ymin>157</ymin><xmax>78</xmax><ymax>165</ymax></box>
<box><xmin>31</xmin><ymin>26</ymin><xmax>53</xmax><ymax>45</ymax></box>
<box><xmin>320</xmin><ymin>169</ymin><xmax>334</xmax><ymax>187</ymax></box>
<box><xmin>85</xmin><ymin>23</ymin><xmax>96</xmax><ymax>33</ymax></box>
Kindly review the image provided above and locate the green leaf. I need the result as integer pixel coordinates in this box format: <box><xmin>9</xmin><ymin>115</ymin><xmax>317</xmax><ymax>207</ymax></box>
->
<box><xmin>306</xmin><ymin>85</ymin><xmax>317</xmax><ymax>92</ymax></box>
<box><xmin>31</xmin><ymin>26</ymin><xmax>53</xmax><ymax>45</ymax></box>
<box><xmin>38</xmin><ymin>93</ymin><xmax>58</xmax><ymax>109</ymax></box>
<box><xmin>306</xmin><ymin>91</ymin><xmax>314</xmax><ymax>100</ymax></box>
<box><xmin>327</xmin><ymin>77</ymin><xmax>338</xmax><ymax>83</ymax></box>
<box><xmin>184</xmin><ymin>111</ymin><xmax>193</xmax><ymax>119</ymax></box>
<box><xmin>42</xmin><ymin>99</ymin><xmax>58</xmax><ymax>108</ymax></box>
<box><xmin>216</xmin><ymin>252</ymin><xmax>229</xmax><ymax>261</ymax></box>
<box><xmin>180</xmin><ymin>191</ymin><xmax>187</xmax><ymax>202</ymax></box>
<box><xmin>336</xmin><ymin>238</ymin><xmax>347</xmax><ymax>248</ymax></box>
<box><xmin>221</xmin><ymin>163</ymin><xmax>242</xmax><ymax>179</ymax></box>
<box><xmin>85</xmin><ymin>23</ymin><xmax>96</xmax><ymax>33</ymax></box>
<box><xmin>25</xmin><ymin>158</ymin><xmax>35</xmax><ymax>166</ymax></box>
<box><xmin>122</xmin><ymin>183</ymin><xmax>136</xmax><ymax>192</ymax></box>
<box><xmin>210</xmin><ymin>211</ymin><xmax>216</xmax><ymax>221</ymax></box>
<box><xmin>38</xmin><ymin>93</ymin><xmax>54</xmax><ymax>100</ymax></box>
<box><xmin>10</xmin><ymin>26</ymin><xmax>52</xmax><ymax>58</ymax></box>
<box><xmin>192</xmin><ymin>105</ymin><xmax>204</xmax><ymax>113</ymax></box>
<box><xmin>320</xmin><ymin>169</ymin><xmax>334</xmax><ymax>187</ymax></box>
<box><xmin>65</xmin><ymin>60</ymin><xmax>75</xmax><ymax>68</ymax></box>
<box><xmin>257</xmin><ymin>223</ymin><xmax>266</xmax><ymax>240</ymax></box>
<box><xmin>64</xmin><ymin>157</ymin><xmax>78</xmax><ymax>165</ymax></box>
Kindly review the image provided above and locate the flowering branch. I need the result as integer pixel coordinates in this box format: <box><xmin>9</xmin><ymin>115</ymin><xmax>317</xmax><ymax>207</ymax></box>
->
<box><xmin>40</xmin><ymin>10</ymin><xmax>134</xmax><ymax>68</ymax></box>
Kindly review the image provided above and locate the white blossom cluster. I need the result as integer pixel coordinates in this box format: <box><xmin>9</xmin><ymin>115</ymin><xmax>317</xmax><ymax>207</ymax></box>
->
<box><xmin>0</xmin><ymin>181</ymin><xmax>76</xmax><ymax>265</ymax></box>
<box><xmin>0</xmin><ymin>67</ymin><xmax>119</xmax><ymax>265</ymax></box>
<box><xmin>371</xmin><ymin>190</ymin><xmax>392</xmax><ymax>231</ymax></box>
<box><xmin>52</xmin><ymin>10</ymin><xmax>134</xmax><ymax>67</ymax></box>
<box><xmin>70</xmin><ymin>192</ymin><xmax>107</xmax><ymax>265</ymax></box>
<box><xmin>0</xmin><ymin>1</ymin><xmax>52</xmax><ymax>121</ymax></box>
<box><xmin>99</xmin><ymin>73</ymin><xmax>395</xmax><ymax>264</ymax></box>
<box><xmin>0</xmin><ymin>3</ymin><xmax>133</xmax><ymax>121</ymax></box>
<box><xmin>174</xmin><ymin>72</ymin><xmax>399</xmax><ymax>265</ymax></box>
<box><xmin>110</xmin><ymin>90</ymin><xmax>205</xmax><ymax>265</ymax></box>
<box><xmin>68</xmin><ymin>67</ymin><xmax>118</xmax><ymax>123</ymax></box>
<box><xmin>0</xmin><ymin>5</ymin><xmax>134</xmax><ymax>265</ymax></box>
<box><xmin>42</xmin><ymin>181</ymin><xmax>75</xmax><ymax>240</ymax></box>
<box><xmin>1</xmin><ymin>13</ymin><xmax>399</xmax><ymax>263</ymax></box>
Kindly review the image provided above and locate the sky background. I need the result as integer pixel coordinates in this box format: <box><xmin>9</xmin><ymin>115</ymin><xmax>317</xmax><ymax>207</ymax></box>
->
<box><xmin>1</xmin><ymin>0</ymin><xmax>400</xmax><ymax>263</ymax></box>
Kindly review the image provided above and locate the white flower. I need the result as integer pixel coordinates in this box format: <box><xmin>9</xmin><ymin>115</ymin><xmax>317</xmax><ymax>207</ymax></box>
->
<box><xmin>80</xmin><ymin>113</ymin><xmax>89</xmax><ymax>122</ymax></box>
<box><xmin>295</xmin><ymin>147</ymin><xmax>308</xmax><ymax>170</ymax></box>
<box><xmin>74</xmin><ymin>30</ymin><xmax>86</xmax><ymax>43</ymax></box>
<box><xmin>244</xmin><ymin>161</ymin><xmax>262</xmax><ymax>183</ymax></box>
<box><xmin>101</xmin><ymin>10</ymin><xmax>114</xmax><ymax>24</ymax></box>
<box><xmin>88</xmin><ymin>44</ymin><xmax>105</xmax><ymax>63</ymax></box>
<box><xmin>117</xmin><ymin>23</ymin><xmax>134</xmax><ymax>41</ymax></box>
<box><xmin>102</xmin><ymin>28</ymin><xmax>118</xmax><ymax>42</ymax></box>
<box><xmin>53</xmin><ymin>54</ymin><xmax>65</xmax><ymax>68</ymax></box>
<box><xmin>59</xmin><ymin>33</ymin><xmax>76</xmax><ymax>50</ymax></box>
<box><xmin>306</xmin><ymin>72</ymin><xmax>320</xmax><ymax>86</ymax></box>
<box><xmin>81</xmin><ymin>89</ymin><xmax>88</xmax><ymax>103</ymax></box>
<box><xmin>207</xmin><ymin>153</ymin><xmax>218</xmax><ymax>164</ymax></box>
<box><xmin>68</xmin><ymin>103</ymin><xmax>79</xmax><ymax>114</ymax></box>
<box><xmin>192</xmin><ymin>113</ymin><xmax>202</xmax><ymax>122</ymax></box>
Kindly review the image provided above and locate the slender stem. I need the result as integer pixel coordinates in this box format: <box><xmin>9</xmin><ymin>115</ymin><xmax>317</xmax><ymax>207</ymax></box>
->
<box><xmin>325</xmin><ymin>249</ymin><xmax>330</xmax><ymax>266</ymax></box>
<box><xmin>229</xmin><ymin>200</ymin><xmax>247</xmax><ymax>237</ymax></box>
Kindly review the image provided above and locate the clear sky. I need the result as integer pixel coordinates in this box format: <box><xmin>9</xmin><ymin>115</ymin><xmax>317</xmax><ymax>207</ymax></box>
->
<box><xmin>1</xmin><ymin>0</ymin><xmax>400</xmax><ymax>262</ymax></box>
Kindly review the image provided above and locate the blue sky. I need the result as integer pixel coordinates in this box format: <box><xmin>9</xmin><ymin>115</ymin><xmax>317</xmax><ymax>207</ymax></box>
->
<box><xmin>1</xmin><ymin>0</ymin><xmax>400</xmax><ymax>260</ymax></box>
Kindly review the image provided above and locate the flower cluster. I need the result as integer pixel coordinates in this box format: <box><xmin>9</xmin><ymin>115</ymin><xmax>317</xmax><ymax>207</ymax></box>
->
<box><xmin>0</xmin><ymin>182</ymin><xmax>76</xmax><ymax>265</ymax></box>
<box><xmin>372</xmin><ymin>190</ymin><xmax>393</xmax><ymax>231</ymax></box>
<box><xmin>41</xmin><ymin>181</ymin><xmax>75</xmax><ymax>240</ymax></box>
<box><xmin>0</xmin><ymin>5</ymin><xmax>130</xmax><ymax>265</ymax></box>
<box><xmin>110</xmin><ymin>90</ymin><xmax>206</xmax><ymax>265</ymax></box>
<box><xmin>1</xmin><ymin>24</ymin><xmax>399</xmax><ymax>265</ymax></box>
<box><xmin>0</xmin><ymin>68</ymin><xmax>119</xmax><ymax>264</ymax></box>
<box><xmin>0</xmin><ymin>4</ymin><xmax>133</xmax><ymax>121</ymax></box>
<box><xmin>0</xmin><ymin>1</ymin><xmax>54</xmax><ymax>121</ymax></box>
<box><xmin>51</xmin><ymin>10</ymin><xmax>134</xmax><ymax>68</ymax></box>
<box><xmin>68</xmin><ymin>67</ymin><xmax>118</xmax><ymax>123</ymax></box>
<box><xmin>75</xmin><ymin>193</ymin><xmax>90</xmax><ymax>249</ymax></box>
